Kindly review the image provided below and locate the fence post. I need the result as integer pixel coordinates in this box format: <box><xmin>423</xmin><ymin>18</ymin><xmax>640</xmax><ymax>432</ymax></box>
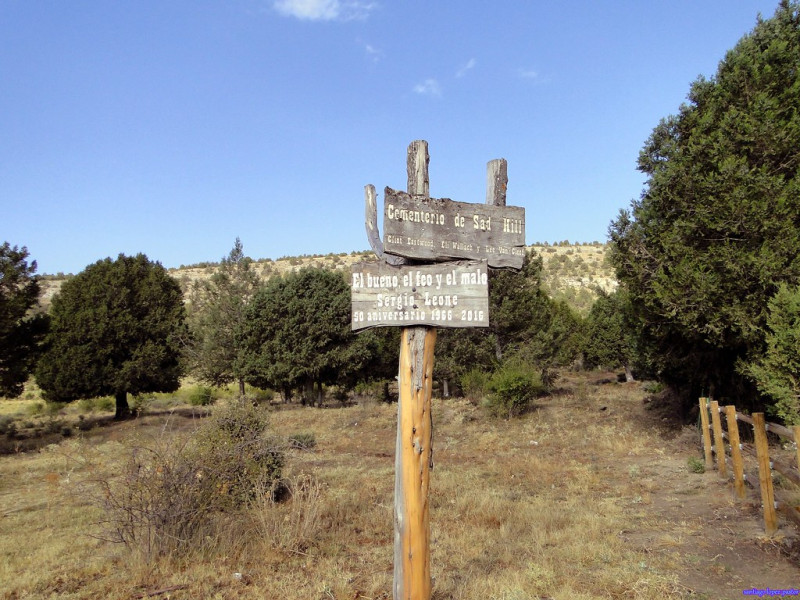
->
<box><xmin>709</xmin><ymin>400</ymin><xmax>727</xmax><ymax>477</ymax></box>
<box><xmin>699</xmin><ymin>397</ymin><xmax>713</xmax><ymax>468</ymax></box>
<box><xmin>724</xmin><ymin>405</ymin><xmax>746</xmax><ymax>499</ymax></box>
<box><xmin>794</xmin><ymin>425</ymin><xmax>800</xmax><ymax>471</ymax></box>
<box><xmin>752</xmin><ymin>413</ymin><xmax>778</xmax><ymax>536</ymax></box>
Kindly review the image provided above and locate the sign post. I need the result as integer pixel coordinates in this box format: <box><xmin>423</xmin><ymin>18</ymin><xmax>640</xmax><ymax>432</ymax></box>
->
<box><xmin>355</xmin><ymin>141</ymin><xmax>524</xmax><ymax>600</ymax></box>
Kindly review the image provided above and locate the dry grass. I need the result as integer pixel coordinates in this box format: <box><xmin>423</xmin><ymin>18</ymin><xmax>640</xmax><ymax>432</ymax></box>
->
<box><xmin>0</xmin><ymin>373</ymin><xmax>790</xmax><ymax>599</ymax></box>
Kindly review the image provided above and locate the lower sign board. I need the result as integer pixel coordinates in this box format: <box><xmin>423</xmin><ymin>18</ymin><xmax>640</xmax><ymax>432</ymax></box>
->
<box><xmin>351</xmin><ymin>260</ymin><xmax>489</xmax><ymax>331</ymax></box>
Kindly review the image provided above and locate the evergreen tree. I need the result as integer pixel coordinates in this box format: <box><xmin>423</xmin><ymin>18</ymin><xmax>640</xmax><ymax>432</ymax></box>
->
<box><xmin>236</xmin><ymin>267</ymin><xmax>372</xmax><ymax>404</ymax></box>
<box><xmin>36</xmin><ymin>254</ymin><xmax>186</xmax><ymax>418</ymax></box>
<box><xmin>186</xmin><ymin>238</ymin><xmax>261</xmax><ymax>396</ymax></box>
<box><xmin>746</xmin><ymin>284</ymin><xmax>800</xmax><ymax>423</ymax></box>
<box><xmin>582</xmin><ymin>290</ymin><xmax>638</xmax><ymax>380</ymax></box>
<box><xmin>609</xmin><ymin>1</ymin><xmax>800</xmax><ymax>409</ymax></box>
<box><xmin>436</xmin><ymin>252</ymin><xmax>582</xmax><ymax>393</ymax></box>
<box><xmin>0</xmin><ymin>243</ymin><xmax>47</xmax><ymax>397</ymax></box>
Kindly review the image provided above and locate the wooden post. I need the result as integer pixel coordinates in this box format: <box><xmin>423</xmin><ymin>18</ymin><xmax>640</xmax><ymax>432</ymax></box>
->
<box><xmin>486</xmin><ymin>158</ymin><xmax>507</xmax><ymax>206</ymax></box>
<box><xmin>394</xmin><ymin>140</ymin><xmax>435</xmax><ymax>600</ymax></box>
<box><xmin>360</xmin><ymin>143</ymin><xmax>519</xmax><ymax>598</ymax></box>
<box><xmin>724</xmin><ymin>405</ymin><xmax>746</xmax><ymax>499</ymax></box>
<box><xmin>794</xmin><ymin>425</ymin><xmax>800</xmax><ymax>470</ymax></box>
<box><xmin>752</xmin><ymin>412</ymin><xmax>778</xmax><ymax>536</ymax></box>
<box><xmin>709</xmin><ymin>400</ymin><xmax>727</xmax><ymax>477</ymax></box>
<box><xmin>699</xmin><ymin>397</ymin><xmax>713</xmax><ymax>468</ymax></box>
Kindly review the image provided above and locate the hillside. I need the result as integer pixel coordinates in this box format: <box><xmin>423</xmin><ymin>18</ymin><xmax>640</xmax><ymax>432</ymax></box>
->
<box><xmin>38</xmin><ymin>244</ymin><xmax>617</xmax><ymax>314</ymax></box>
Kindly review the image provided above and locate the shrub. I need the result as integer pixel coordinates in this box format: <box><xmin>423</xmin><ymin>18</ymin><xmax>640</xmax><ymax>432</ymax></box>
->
<box><xmin>187</xmin><ymin>400</ymin><xmax>284</xmax><ymax>508</ymax></box>
<box><xmin>460</xmin><ymin>368</ymin><xmax>490</xmax><ymax>404</ymax></box>
<box><xmin>0</xmin><ymin>415</ymin><xmax>14</xmax><ymax>436</ymax></box>
<box><xmin>96</xmin><ymin>396</ymin><xmax>115</xmax><ymax>412</ymax></box>
<box><xmin>247</xmin><ymin>386</ymin><xmax>275</xmax><ymax>404</ymax></box>
<box><xmin>687</xmin><ymin>456</ymin><xmax>705</xmax><ymax>474</ymax></box>
<box><xmin>189</xmin><ymin>385</ymin><xmax>215</xmax><ymax>406</ymax></box>
<box><xmin>26</xmin><ymin>402</ymin><xmax>44</xmax><ymax>416</ymax></box>
<box><xmin>96</xmin><ymin>401</ymin><xmax>285</xmax><ymax>560</ymax></box>
<box><xmin>288</xmin><ymin>432</ymin><xmax>317</xmax><ymax>450</ymax></box>
<box><xmin>4</xmin><ymin>420</ymin><xmax>18</xmax><ymax>439</ymax></box>
<box><xmin>484</xmin><ymin>362</ymin><xmax>547</xmax><ymax>418</ymax></box>
<box><xmin>130</xmin><ymin>394</ymin><xmax>152</xmax><ymax>414</ymax></box>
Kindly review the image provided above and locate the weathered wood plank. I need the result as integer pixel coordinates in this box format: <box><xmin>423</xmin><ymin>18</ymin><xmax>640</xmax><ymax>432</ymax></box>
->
<box><xmin>753</xmin><ymin>413</ymin><xmax>778</xmax><ymax>536</ymax></box>
<box><xmin>699</xmin><ymin>398</ymin><xmax>713</xmax><ymax>468</ymax></box>
<box><xmin>383</xmin><ymin>187</ymin><xmax>525</xmax><ymax>269</ymax></box>
<box><xmin>486</xmin><ymin>158</ymin><xmax>507</xmax><ymax>206</ymax></box>
<box><xmin>351</xmin><ymin>260</ymin><xmax>489</xmax><ymax>330</ymax></box>
<box><xmin>710</xmin><ymin>400</ymin><xmax>727</xmax><ymax>477</ymax></box>
<box><xmin>724</xmin><ymin>405</ymin><xmax>746</xmax><ymax>499</ymax></box>
<box><xmin>365</xmin><ymin>184</ymin><xmax>405</xmax><ymax>266</ymax></box>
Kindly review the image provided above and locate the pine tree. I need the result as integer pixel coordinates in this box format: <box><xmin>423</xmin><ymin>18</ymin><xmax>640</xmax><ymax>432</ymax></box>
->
<box><xmin>186</xmin><ymin>238</ymin><xmax>261</xmax><ymax>396</ymax></box>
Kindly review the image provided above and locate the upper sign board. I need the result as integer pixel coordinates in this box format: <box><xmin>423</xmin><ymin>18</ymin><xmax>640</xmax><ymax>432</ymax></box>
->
<box><xmin>351</xmin><ymin>260</ymin><xmax>489</xmax><ymax>331</ymax></box>
<box><xmin>382</xmin><ymin>187</ymin><xmax>526</xmax><ymax>270</ymax></box>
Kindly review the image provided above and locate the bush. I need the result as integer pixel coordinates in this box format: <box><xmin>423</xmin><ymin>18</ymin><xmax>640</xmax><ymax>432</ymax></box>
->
<box><xmin>484</xmin><ymin>362</ymin><xmax>547</xmax><ymax>418</ymax></box>
<box><xmin>26</xmin><ymin>402</ymin><xmax>44</xmax><ymax>416</ymax></box>
<box><xmin>0</xmin><ymin>415</ymin><xmax>15</xmax><ymax>436</ymax></box>
<box><xmin>188</xmin><ymin>401</ymin><xmax>285</xmax><ymax>507</ymax></box>
<box><xmin>687</xmin><ymin>456</ymin><xmax>705</xmax><ymax>474</ymax></box>
<box><xmin>78</xmin><ymin>396</ymin><xmax>115</xmax><ymax>413</ymax></box>
<box><xmin>247</xmin><ymin>386</ymin><xmax>275</xmax><ymax>404</ymax></box>
<box><xmin>460</xmin><ymin>368</ymin><xmax>490</xmax><ymax>404</ymax></box>
<box><xmin>96</xmin><ymin>401</ymin><xmax>285</xmax><ymax>560</ymax></box>
<box><xmin>189</xmin><ymin>385</ymin><xmax>215</xmax><ymax>406</ymax></box>
<box><xmin>288</xmin><ymin>432</ymin><xmax>317</xmax><ymax>450</ymax></box>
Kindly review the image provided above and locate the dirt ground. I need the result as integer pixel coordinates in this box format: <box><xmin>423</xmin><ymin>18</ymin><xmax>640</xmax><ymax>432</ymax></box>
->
<box><xmin>2</xmin><ymin>374</ymin><xmax>799</xmax><ymax>599</ymax></box>
<box><xmin>595</xmin><ymin>378</ymin><xmax>800</xmax><ymax>599</ymax></box>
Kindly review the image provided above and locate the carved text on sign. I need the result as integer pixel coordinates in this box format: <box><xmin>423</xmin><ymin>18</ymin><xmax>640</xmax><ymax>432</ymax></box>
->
<box><xmin>382</xmin><ymin>188</ymin><xmax>525</xmax><ymax>269</ymax></box>
<box><xmin>351</xmin><ymin>260</ymin><xmax>489</xmax><ymax>330</ymax></box>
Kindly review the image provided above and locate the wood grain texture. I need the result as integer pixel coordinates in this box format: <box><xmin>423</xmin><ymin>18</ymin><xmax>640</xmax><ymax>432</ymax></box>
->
<box><xmin>365</xmin><ymin>184</ymin><xmax>406</xmax><ymax>266</ymax></box>
<box><xmin>724</xmin><ymin>405</ymin><xmax>746</xmax><ymax>499</ymax></box>
<box><xmin>699</xmin><ymin>398</ymin><xmax>714</xmax><ymax>468</ymax></box>
<box><xmin>486</xmin><ymin>158</ymin><xmax>507</xmax><ymax>206</ymax></box>
<box><xmin>393</xmin><ymin>327</ymin><xmax>435</xmax><ymax>600</ymax></box>
<box><xmin>753</xmin><ymin>412</ymin><xmax>778</xmax><ymax>536</ymax></box>
<box><xmin>710</xmin><ymin>401</ymin><xmax>727</xmax><ymax>477</ymax></box>
<box><xmin>383</xmin><ymin>187</ymin><xmax>525</xmax><ymax>269</ymax></box>
<box><xmin>394</xmin><ymin>140</ymin><xmax>434</xmax><ymax>600</ymax></box>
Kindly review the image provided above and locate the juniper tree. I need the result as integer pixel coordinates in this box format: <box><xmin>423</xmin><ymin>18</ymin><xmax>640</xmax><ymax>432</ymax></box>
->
<box><xmin>236</xmin><ymin>267</ymin><xmax>375</xmax><ymax>404</ymax></box>
<box><xmin>609</xmin><ymin>1</ymin><xmax>800</xmax><ymax>410</ymax></box>
<box><xmin>36</xmin><ymin>254</ymin><xmax>186</xmax><ymax>418</ymax></box>
<box><xmin>0</xmin><ymin>243</ymin><xmax>47</xmax><ymax>397</ymax></box>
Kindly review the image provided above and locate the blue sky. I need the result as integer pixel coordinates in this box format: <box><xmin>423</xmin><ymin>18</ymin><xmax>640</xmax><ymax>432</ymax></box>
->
<box><xmin>1</xmin><ymin>0</ymin><xmax>781</xmax><ymax>275</ymax></box>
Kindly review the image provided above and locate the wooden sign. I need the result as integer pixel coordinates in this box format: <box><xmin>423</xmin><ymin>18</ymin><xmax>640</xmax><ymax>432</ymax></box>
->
<box><xmin>351</xmin><ymin>260</ymin><xmax>489</xmax><ymax>330</ymax></box>
<box><xmin>383</xmin><ymin>187</ymin><xmax>526</xmax><ymax>269</ymax></box>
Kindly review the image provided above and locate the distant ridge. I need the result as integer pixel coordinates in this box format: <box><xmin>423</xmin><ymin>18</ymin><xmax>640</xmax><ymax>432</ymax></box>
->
<box><xmin>39</xmin><ymin>244</ymin><xmax>616</xmax><ymax>315</ymax></box>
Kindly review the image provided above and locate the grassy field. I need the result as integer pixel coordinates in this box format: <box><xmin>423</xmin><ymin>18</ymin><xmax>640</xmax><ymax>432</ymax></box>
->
<box><xmin>1</xmin><ymin>372</ymin><xmax>798</xmax><ymax>599</ymax></box>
